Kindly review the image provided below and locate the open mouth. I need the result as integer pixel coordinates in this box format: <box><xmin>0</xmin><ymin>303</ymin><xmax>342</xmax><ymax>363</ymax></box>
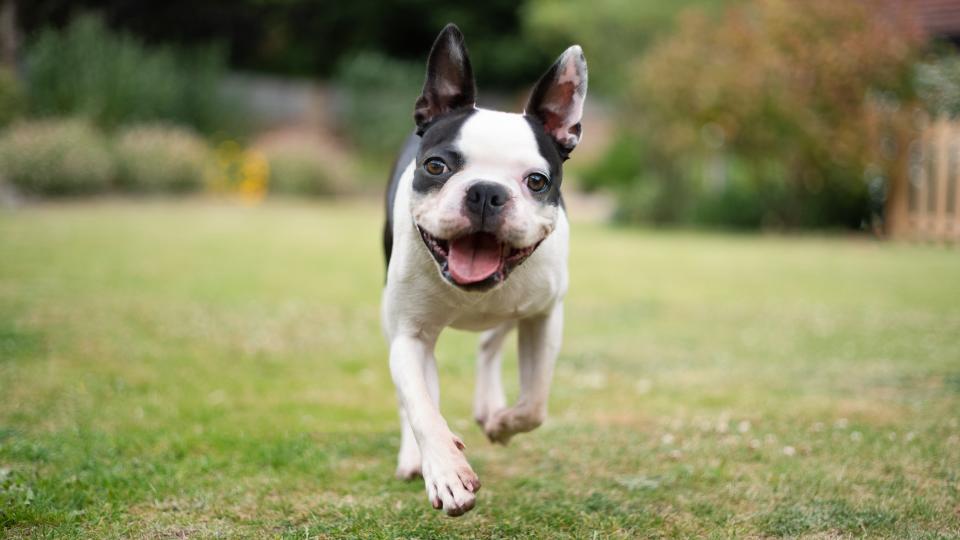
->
<box><xmin>418</xmin><ymin>226</ymin><xmax>541</xmax><ymax>290</ymax></box>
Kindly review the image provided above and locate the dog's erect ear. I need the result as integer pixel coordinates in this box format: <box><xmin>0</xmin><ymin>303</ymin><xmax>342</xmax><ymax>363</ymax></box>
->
<box><xmin>414</xmin><ymin>24</ymin><xmax>477</xmax><ymax>134</ymax></box>
<box><xmin>524</xmin><ymin>45</ymin><xmax>588</xmax><ymax>160</ymax></box>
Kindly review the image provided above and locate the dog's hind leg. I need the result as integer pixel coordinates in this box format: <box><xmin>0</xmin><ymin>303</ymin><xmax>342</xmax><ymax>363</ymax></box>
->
<box><xmin>473</xmin><ymin>321</ymin><xmax>514</xmax><ymax>428</ymax></box>
<box><xmin>483</xmin><ymin>302</ymin><xmax>562</xmax><ymax>444</ymax></box>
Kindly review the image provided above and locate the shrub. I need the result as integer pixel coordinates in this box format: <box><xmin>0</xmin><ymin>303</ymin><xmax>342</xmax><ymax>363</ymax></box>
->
<box><xmin>265</xmin><ymin>147</ymin><xmax>337</xmax><ymax>196</ymax></box>
<box><xmin>334</xmin><ymin>52</ymin><xmax>422</xmax><ymax>159</ymax></box>
<box><xmin>114</xmin><ymin>125</ymin><xmax>212</xmax><ymax>193</ymax></box>
<box><xmin>524</xmin><ymin>0</ymin><xmax>727</xmax><ymax>95</ymax></box>
<box><xmin>579</xmin><ymin>137</ymin><xmax>643</xmax><ymax>193</ymax></box>
<box><xmin>598</xmin><ymin>0</ymin><xmax>924</xmax><ymax>229</ymax></box>
<box><xmin>916</xmin><ymin>55</ymin><xmax>960</xmax><ymax>118</ymax></box>
<box><xmin>690</xmin><ymin>178</ymin><xmax>770</xmax><ymax>230</ymax></box>
<box><xmin>252</xmin><ymin>133</ymin><xmax>353</xmax><ymax>197</ymax></box>
<box><xmin>0</xmin><ymin>69</ymin><xmax>25</xmax><ymax>127</ymax></box>
<box><xmin>0</xmin><ymin>119</ymin><xmax>114</xmax><ymax>195</ymax></box>
<box><xmin>25</xmin><ymin>15</ymin><xmax>241</xmax><ymax>135</ymax></box>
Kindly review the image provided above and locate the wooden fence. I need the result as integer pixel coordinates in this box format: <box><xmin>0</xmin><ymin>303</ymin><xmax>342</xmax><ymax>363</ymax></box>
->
<box><xmin>892</xmin><ymin>119</ymin><xmax>960</xmax><ymax>243</ymax></box>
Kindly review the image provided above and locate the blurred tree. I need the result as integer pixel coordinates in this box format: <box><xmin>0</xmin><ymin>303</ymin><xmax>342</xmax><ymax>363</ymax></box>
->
<box><xmin>1</xmin><ymin>0</ymin><xmax>18</xmax><ymax>70</ymax></box>
<box><xmin>17</xmin><ymin>0</ymin><xmax>551</xmax><ymax>88</ymax></box>
<box><xmin>0</xmin><ymin>0</ymin><xmax>23</xmax><ymax>126</ymax></box>
<box><xmin>616</xmin><ymin>0</ymin><xmax>925</xmax><ymax>228</ymax></box>
<box><xmin>523</xmin><ymin>0</ymin><xmax>728</xmax><ymax>95</ymax></box>
<box><xmin>916</xmin><ymin>55</ymin><xmax>960</xmax><ymax>118</ymax></box>
<box><xmin>0</xmin><ymin>67</ymin><xmax>24</xmax><ymax>126</ymax></box>
<box><xmin>334</xmin><ymin>52</ymin><xmax>422</xmax><ymax>159</ymax></box>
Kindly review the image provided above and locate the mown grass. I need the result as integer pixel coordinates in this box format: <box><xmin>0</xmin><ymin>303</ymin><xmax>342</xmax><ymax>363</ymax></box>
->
<box><xmin>1</xmin><ymin>200</ymin><xmax>958</xmax><ymax>538</ymax></box>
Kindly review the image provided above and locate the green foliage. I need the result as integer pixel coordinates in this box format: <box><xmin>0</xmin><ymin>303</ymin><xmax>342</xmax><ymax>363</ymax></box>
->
<box><xmin>114</xmin><ymin>125</ymin><xmax>212</xmax><ymax>193</ymax></box>
<box><xmin>334</xmin><ymin>52</ymin><xmax>422</xmax><ymax>159</ymax></box>
<box><xmin>916</xmin><ymin>55</ymin><xmax>960</xmax><ymax>118</ymax></box>
<box><xmin>593</xmin><ymin>0</ymin><xmax>924</xmax><ymax>229</ymax></box>
<box><xmin>24</xmin><ymin>15</ymin><xmax>240</xmax><ymax>135</ymax></box>
<box><xmin>579</xmin><ymin>136</ymin><xmax>645</xmax><ymax>193</ymax></box>
<box><xmin>264</xmin><ymin>145</ymin><xmax>339</xmax><ymax>196</ymax></box>
<box><xmin>21</xmin><ymin>1</ymin><xmax>546</xmax><ymax>87</ymax></box>
<box><xmin>610</xmin><ymin>178</ymin><xmax>680</xmax><ymax>225</ymax></box>
<box><xmin>583</xmin><ymin>136</ymin><xmax>695</xmax><ymax>225</ymax></box>
<box><xmin>0</xmin><ymin>118</ymin><xmax>114</xmax><ymax>195</ymax></box>
<box><xmin>689</xmin><ymin>177</ymin><xmax>769</xmax><ymax>229</ymax></box>
<box><xmin>0</xmin><ymin>69</ymin><xmax>25</xmax><ymax>127</ymax></box>
<box><xmin>524</xmin><ymin>0</ymin><xmax>728</xmax><ymax>94</ymax></box>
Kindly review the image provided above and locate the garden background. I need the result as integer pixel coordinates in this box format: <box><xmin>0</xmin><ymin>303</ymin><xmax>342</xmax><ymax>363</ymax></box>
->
<box><xmin>1</xmin><ymin>1</ymin><xmax>959</xmax><ymax>537</ymax></box>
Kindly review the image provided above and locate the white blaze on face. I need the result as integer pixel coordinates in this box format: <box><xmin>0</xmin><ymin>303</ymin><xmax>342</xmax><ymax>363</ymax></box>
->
<box><xmin>411</xmin><ymin>109</ymin><xmax>559</xmax><ymax>248</ymax></box>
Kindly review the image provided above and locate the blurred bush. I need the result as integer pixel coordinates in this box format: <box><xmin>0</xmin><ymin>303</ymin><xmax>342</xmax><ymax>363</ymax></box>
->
<box><xmin>916</xmin><ymin>56</ymin><xmax>960</xmax><ymax>118</ymax></box>
<box><xmin>264</xmin><ymin>145</ymin><xmax>338</xmax><ymax>196</ymax></box>
<box><xmin>114</xmin><ymin>125</ymin><xmax>212</xmax><ymax>193</ymax></box>
<box><xmin>587</xmin><ymin>0</ymin><xmax>924</xmax><ymax>229</ymax></box>
<box><xmin>524</xmin><ymin>0</ymin><xmax>726</xmax><ymax>95</ymax></box>
<box><xmin>0</xmin><ymin>68</ymin><xmax>25</xmax><ymax>127</ymax></box>
<box><xmin>580</xmin><ymin>136</ymin><xmax>646</xmax><ymax>194</ymax></box>
<box><xmin>24</xmin><ymin>15</ymin><xmax>241</xmax><ymax>135</ymax></box>
<box><xmin>582</xmin><ymin>135</ymin><xmax>689</xmax><ymax>225</ymax></box>
<box><xmin>0</xmin><ymin>118</ymin><xmax>114</xmax><ymax>195</ymax></box>
<box><xmin>334</xmin><ymin>52</ymin><xmax>422</xmax><ymax>159</ymax></box>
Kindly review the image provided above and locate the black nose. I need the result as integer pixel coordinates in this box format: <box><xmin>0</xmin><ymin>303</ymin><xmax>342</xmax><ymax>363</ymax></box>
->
<box><xmin>465</xmin><ymin>182</ymin><xmax>509</xmax><ymax>222</ymax></box>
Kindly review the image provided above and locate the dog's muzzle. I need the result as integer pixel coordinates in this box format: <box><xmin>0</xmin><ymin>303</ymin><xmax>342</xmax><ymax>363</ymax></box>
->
<box><xmin>418</xmin><ymin>226</ymin><xmax>542</xmax><ymax>292</ymax></box>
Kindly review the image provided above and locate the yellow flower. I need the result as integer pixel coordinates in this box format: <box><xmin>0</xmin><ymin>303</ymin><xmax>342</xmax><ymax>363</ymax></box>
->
<box><xmin>208</xmin><ymin>141</ymin><xmax>271</xmax><ymax>205</ymax></box>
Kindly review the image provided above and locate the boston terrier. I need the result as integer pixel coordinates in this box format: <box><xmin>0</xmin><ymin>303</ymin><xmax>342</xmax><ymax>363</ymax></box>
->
<box><xmin>381</xmin><ymin>23</ymin><xmax>587</xmax><ymax>516</ymax></box>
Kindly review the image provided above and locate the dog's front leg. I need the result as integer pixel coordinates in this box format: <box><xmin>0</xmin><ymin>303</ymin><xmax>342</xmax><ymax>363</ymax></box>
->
<box><xmin>390</xmin><ymin>334</ymin><xmax>480</xmax><ymax>516</ymax></box>
<box><xmin>484</xmin><ymin>302</ymin><xmax>563</xmax><ymax>444</ymax></box>
<box><xmin>395</xmin><ymin>350</ymin><xmax>443</xmax><ymax>479</ymax></box>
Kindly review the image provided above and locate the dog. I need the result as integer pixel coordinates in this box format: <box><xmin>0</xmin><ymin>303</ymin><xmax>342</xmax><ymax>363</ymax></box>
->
<box><xmin>381</xmin><ymin>23</ymin><xmax>587</xmax><ymax>517</ymax></box>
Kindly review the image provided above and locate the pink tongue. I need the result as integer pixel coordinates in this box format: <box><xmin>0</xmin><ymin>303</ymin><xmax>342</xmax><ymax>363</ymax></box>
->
<box><xmin>448</xmin><ymin>233</ymin><xmax>502</xmax><ymax>284</ymax></box>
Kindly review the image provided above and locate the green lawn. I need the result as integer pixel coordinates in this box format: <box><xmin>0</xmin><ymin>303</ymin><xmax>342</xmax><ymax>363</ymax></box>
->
<box><xmin>1</xmin><ymin>200</ymin><xmax>958</xmax><ymax>538</ymax></box>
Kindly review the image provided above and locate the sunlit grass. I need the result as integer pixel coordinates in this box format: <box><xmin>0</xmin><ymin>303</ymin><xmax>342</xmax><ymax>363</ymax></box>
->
<box><xmin>1</xmin><ymin>200</ymin><xmax>958</xmax><ymax>538</ymax></box>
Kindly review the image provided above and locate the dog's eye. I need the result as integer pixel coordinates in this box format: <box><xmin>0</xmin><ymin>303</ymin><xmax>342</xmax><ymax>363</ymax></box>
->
<box><xmin>525</xmin><ymin>173</ymin><xmax>550</xmax><ymax>193</ymax></box>
<box><xmin>423</xmin><ymin>158</ymin><xmax>449</xmax><ymax>176</ymax></box>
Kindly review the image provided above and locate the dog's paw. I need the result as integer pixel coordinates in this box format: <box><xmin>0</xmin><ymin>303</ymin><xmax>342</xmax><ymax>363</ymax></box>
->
<box><xmin>396</xmin><ymin>434</ymin><xmax>423</xmax><ymax>480</ymax></box>
<box><xmin>473</xmin><ymin>402</ymin><xmax>498</xmax><ymax>429</ymax></box>
<box><xmin>474</xmin><ymin>390</ymin><xmax>507</xmax><ymax>429</ymax></box>
<box><xmin>483</xmin><ymin>406</ymin><xmax>546</xmax><ymax>445</ymax></box>
<box><xmin>421</xmin><ymin>435</ymin><xmax>481</xmax><ymax>516</ymax></box>
<box><xmin>396</xmin><ymin>460</ymin><xmax>422</xmax><ymax>480</ymax></box>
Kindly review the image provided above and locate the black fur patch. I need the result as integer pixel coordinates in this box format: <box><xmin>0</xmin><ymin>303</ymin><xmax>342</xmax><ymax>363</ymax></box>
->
<box><xmin>523</xmin><ymin>115</ymin><xmax>565</xmax><ymax>207</ymax></box>
<box><xmin>383</xmin><ymin>132</ymin><xmax>421</xmax><ymax>273</ymax></box>
<box><xmin>383</xmin><ymin>108</ymin><xmax>477</xmax><ymax>276</ymax></box>
<box><xmin>412</xmin><ymin>108</ymin><xmax>476</xmax><ymax>194</ymax></box>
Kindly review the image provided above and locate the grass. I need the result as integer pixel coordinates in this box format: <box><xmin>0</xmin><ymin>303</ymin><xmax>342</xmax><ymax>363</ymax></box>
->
<box><xmin>1</xmin><ymin>200</ymin><xmax>959</xmax><ymax>538</ymax></box>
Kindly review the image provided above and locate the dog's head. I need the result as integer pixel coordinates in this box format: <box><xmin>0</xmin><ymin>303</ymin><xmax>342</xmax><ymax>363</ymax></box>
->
<box><xmin>409</xmin><ymin>24</ymin><xmax>588</xmax><ymax>291</ymax></box>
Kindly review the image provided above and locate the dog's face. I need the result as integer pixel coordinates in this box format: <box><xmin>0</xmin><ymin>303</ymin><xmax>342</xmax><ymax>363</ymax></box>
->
<box><xmin>409</xmin><ymin>25</ymin><xmax>587</xmax><ymax>291</ymax></box>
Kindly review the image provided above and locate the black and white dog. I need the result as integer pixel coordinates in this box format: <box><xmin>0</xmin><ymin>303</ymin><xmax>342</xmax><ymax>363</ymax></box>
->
<box><xmin>382</xmin><ymin>24</ymin><xmax>587</xmax><ymax>516</ymax></box>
